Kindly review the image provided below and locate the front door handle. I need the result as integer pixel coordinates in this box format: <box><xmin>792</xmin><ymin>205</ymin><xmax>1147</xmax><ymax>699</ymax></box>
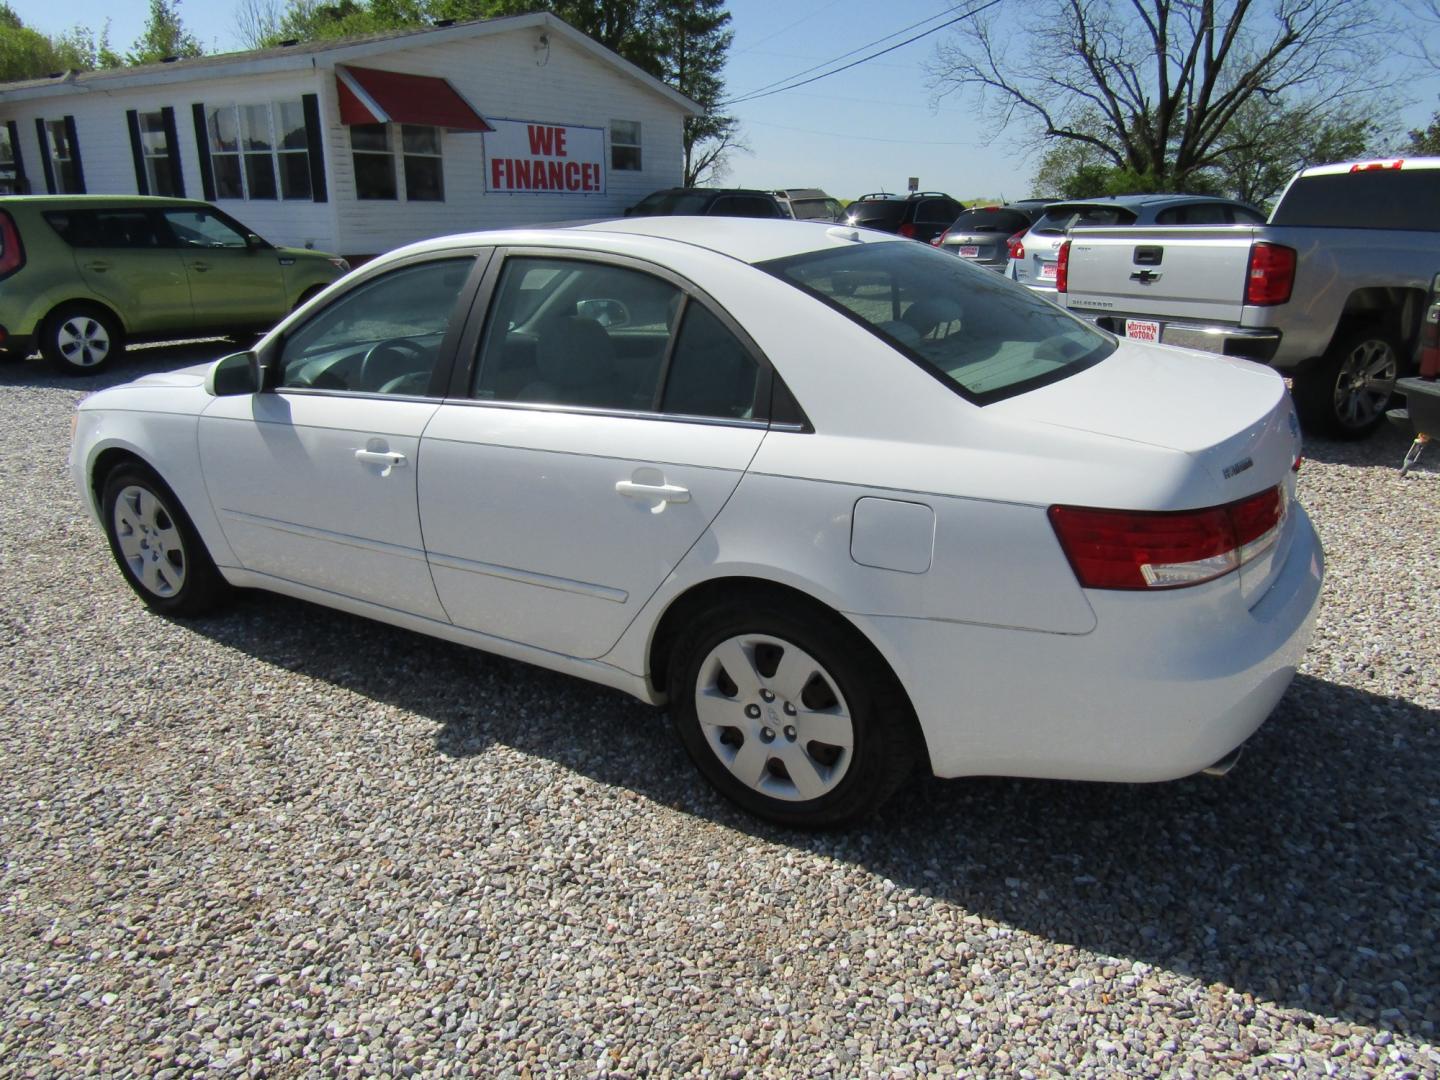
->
<box><xmin>84</xmin><ymin>260</ymin><xmax>110</xmax><ymax>273</ymax></box>
<box><xmin>615</xmin><ymin>479</ymin><xmax>690</xmax><ymax>503</ymax></box>
<box><xmin>355</xmin><ymin>448</ymin><xmax>407</xmax><ymax>476</ymax></box>
<box><xmin>190</xmin><ymin>261</ymin><xmax>210</xmax><ymax>272</ymax></box>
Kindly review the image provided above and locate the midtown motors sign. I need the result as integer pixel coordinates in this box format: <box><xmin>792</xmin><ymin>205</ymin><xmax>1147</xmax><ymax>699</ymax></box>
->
<box><xmin>484</xmin><ymin>119</ymin><xmax>606</xmax><ymax>195</ymax></box>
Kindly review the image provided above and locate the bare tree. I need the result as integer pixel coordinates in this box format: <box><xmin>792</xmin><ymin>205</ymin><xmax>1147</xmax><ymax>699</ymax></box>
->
<box><xmin>234</xmin><ymin>0</ymin><xmax>286</xmax><ymax>50</ymax></box>
<box><xmin>931</xmin><ymin>0</ymin><xmax>1403</xmax><ymax>189</ymax></box>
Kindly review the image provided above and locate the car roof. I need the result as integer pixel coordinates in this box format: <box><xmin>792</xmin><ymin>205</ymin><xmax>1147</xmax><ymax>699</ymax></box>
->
<box><xmin>0</xmin><ymin>195</ymin><xmax>213</xmax><ymax>209</ymax></box>
<box><xmin>643</xmin><ymin>187</ymin><xmax>780</xmax><ymax>199</ymax></box>
<box><xmin>380</xmin><ymin>217</ymin><xmax>907</xmax><ymax>269</ymax></box>
<box><xmin>1042</xmin><ymin>193</ymin><xmax>1248</xmax><ymax>211</ymax></box>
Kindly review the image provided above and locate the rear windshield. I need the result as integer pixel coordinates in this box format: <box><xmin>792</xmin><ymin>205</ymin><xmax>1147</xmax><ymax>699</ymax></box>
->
<box><xmin>1034</xmin><ymin>204</ymin><xmax>1138</xmax><ymax>235</ymax></box>
<box><xmin>790</xmin><ymin>197</ymin><xmax>842</xmax><ymax>221</ymax></box>
<box><xmin>947</xmin><ymin>208</ymin><xmax>1033</xmax><ymax>235</ymax></box>
<box><xmin>1271</xmin><ymin>170</ymin><xmax>1440</xmax><ymax>230</ymax></box>
<box><xmin>629</xmin><ymin>191</ymin><xmax>710</xmax><ymax>216</ymax></box>
<box><xmin>847</xmin><ymin>201</ymin><xmax>906</xmax><ymax>227</ymax></box>
<box><xmin>761</xmin><ymin>241</ymin><xmax>1114</xmax><ymax>404</ymax></box>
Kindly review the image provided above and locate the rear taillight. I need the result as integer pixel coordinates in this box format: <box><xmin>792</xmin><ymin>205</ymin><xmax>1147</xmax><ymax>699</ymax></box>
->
<box><xmin>1048</xmin><ymin>485</ymin><xmax>1286</xmax><ymax>590</ymax></box>
<box><xmin>898</xmin><ymin>222</ymin><xmax>917</xmax><ymax>239</ymax></box>
<box><xmin>931</xmin><ymin>229</ymin><xmax>948</xmax><ymax>247</ymax></box>
<box><xmin>1244</xmin><ymin>242</ymin><xmax>1295</xmax><ymax>306</ymax></box>
<box><xmin>1055</xmin><ymin>239</ymin><xmax>1071</xmax><ymax>294</ymax></box>
<box><xmin>0</xmin><ymin>211</ymin><xmax>24</xmax><ymax>281</ymax></box>
<box><xmin>1006</xmin><ymin>230</ymin><xmax>1025</xmax><ymax>260</ymax></box>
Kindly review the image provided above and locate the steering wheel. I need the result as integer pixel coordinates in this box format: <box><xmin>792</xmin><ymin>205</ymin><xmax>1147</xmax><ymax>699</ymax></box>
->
<box><xmin>360</xmin><ymin>338</ymin><xmax>430</xmax><ymax>392</ymax></box>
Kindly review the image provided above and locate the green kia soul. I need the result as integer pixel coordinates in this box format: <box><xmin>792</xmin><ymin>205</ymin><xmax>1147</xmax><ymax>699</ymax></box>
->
<box><xmin>0</xmin><ymin>195</ymin><xmax>349</xmax><ymax>375</ymax></box>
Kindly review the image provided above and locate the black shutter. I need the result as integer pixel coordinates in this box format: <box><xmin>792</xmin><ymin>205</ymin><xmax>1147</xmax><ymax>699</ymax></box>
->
<box><xmin>161</xmin><ymin>107</ymin><xmax>185</xmax><ymax>197</ymax></box>
<box><xmin>301</xmin><ymin>93</ymin><xmax>327</xmax><ymax>203</ymax></box>
<box><xmin>34</xmin><ymin>118</ymin><xmax>55</xmax><ymax>194</ymax></box>
<box><xmin>191</xmin><ymin>103</ymin><xmax>216</xmax><ymax>201</ymax></box>
<box><xmin>63</xmin><ymin>116</ymin><xmax>84</xmax><ymax>193</ymax></box>
<box><xmin>6</xmin><ymin>121</ymin><xmax>26</xmax><ymax>194</ymax></box>
<box><xmin>126</xmin><ymin>109</ymin><xmax>149</xmax><ymax>194</ymax></box>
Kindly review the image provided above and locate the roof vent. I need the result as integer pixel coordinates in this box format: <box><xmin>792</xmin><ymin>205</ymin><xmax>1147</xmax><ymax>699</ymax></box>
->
<box><xmin>161</xmin><ymin>55</ymin><xmax>179</xmax><ymax>63</ymax></box>
<box><xmin>279</xmin><ymin>38</ymin><xmax>299</xmax><ymax>46</ymax></box>
<box><xmin>433</xmin><ymin>18</ymin><xmax>455</xmax><ymax>26</ymax></box>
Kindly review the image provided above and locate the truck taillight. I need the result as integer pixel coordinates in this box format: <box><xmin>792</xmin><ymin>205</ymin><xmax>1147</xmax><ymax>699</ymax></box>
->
<box><xmin>1055</xmin><ymin>239</ymin><xmax>1071</xmax><ymax>294</ymax></box>
<box><xmin>1420</xmin><ymin>276</ymin><xmax>1440</xmax><ymax>379</ymax></box>
<box><xmin>1048</xmin><ymin>486</ymin><xmax>1286</xmax><ymax>590</ymax></box>
<box><xmin>1006</xmin><ymin>230</ymin><xmax>1025</xmax><ymax>260</ymax></box>
<box><xmin>931</xmin><ymin>229</ymin><xmax>948</xmax><ymax>247</ymax></box>
<box><xmin>0</xmin><ymin>210</ymin><xmax>24</xmax><ymax>281</ymax></box>
<box><xmin>1245</xmin><ymin>242</ymin><xmax>1295</xmax><ymax>306</ymax></box>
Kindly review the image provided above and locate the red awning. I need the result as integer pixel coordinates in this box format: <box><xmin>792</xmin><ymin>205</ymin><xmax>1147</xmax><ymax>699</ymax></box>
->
<box><xmin>335</xmin><ymin>65</ymin><xmax>493</xmax><ymax>132</ymax></box>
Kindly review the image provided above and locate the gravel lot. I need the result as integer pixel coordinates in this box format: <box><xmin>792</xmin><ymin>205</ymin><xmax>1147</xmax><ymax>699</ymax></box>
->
<box><xmin>2</xmin><ymin>343</ymin><xmax>1438</xmax><ymax>1078</ymax></box>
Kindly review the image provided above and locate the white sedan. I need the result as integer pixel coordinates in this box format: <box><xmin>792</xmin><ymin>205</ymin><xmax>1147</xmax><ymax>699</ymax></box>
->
<box><xmin>71</xmin><ymin>218</ymin><xmax>1323</xmax><ymax>826</ymax></box>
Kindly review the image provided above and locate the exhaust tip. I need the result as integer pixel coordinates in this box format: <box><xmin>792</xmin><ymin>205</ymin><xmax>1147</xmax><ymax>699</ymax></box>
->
<box><xmin>1201</xmin><ymin>745</ymin><xmax>1244</xmax><ymax>777</ymax></box>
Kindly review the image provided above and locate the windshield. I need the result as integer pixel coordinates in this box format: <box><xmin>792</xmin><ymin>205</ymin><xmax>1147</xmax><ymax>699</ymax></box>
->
<box><xmin>630</xmin><ymin>191</ymin><xmax>710</xmax><ymax>216</ymax></box>
<box><xmin>761</xmin><ymin>241</ymin><xmax>1115</xmax><ymax>403</ymax></box>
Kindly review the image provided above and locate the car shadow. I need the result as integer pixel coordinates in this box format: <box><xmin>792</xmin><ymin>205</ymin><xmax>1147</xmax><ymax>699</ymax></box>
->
<box><xmin>183</xmin><ymin>587</ymin><xmax>1438</xmax><ymax>1038</ymax></box>
<box><xmin>0</xmin><ymin>337</ymin><xmax>242</xmax><ymax>393</ymax></box>
<box><xmin>1299</xmin><ymin>421</ymin><xmax>1430</xmax><ymax>471</ymax></box>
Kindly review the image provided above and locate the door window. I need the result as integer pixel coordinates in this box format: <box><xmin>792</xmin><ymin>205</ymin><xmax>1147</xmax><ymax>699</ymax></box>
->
<box><xmin>662</xmin><ymin>303</ymin><xmax>762</xmax><ymax>419</ymax></box>
<box><xmin>44</xmin><ymin>209</ymin><xmax>164</xmax><ymax>249</ymax></box>
<box><xmin>277</xmin><ymin>258</ymin><xmax>473</xmax><ymax>395</ymax></box>
<box><xmin>162</xmin><ymin>208</ymin><xmax>249</xmax><ymax>249</ymax></box>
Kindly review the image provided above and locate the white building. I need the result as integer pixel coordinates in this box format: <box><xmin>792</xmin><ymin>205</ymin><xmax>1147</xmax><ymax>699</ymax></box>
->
<box><xmin>0</xmin><ymin>12</ymin><xmax>702</xmax><ymax>257</ymax></box>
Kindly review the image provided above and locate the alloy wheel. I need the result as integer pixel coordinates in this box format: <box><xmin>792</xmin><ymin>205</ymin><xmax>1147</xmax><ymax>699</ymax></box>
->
<box><xmin>112</xmin><ymin>485</ymin><xmax>187</xmax><ymax>598</ymax></box>
<box><xmin>57</xmin><ymin>316</ymin><xmax>111</xmax><ymax>368</ymax></box>
<box><xmin>1332</xmin><ymin>337</ymin><xmax>1398</xmax><ymax>431</ymax></box>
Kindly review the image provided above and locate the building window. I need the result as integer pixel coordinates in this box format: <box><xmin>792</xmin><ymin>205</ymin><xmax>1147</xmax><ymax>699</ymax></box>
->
<box><xmin>139</xmin><ymin>111</ymin><xmax>180</xmax><ymax>197</ymax></box>
<box><xmin>610</xmin><ymin>120</ymin><xmax>641</xmax><ymax>171</ymax></box>
<box><xmin>351</xmin><ymin>124</ymin><xmax>443</xmax><ymax>201</ymax></box>
<box><xmin>207</xmin><ymin>102</ymin><xmax>313</xmax><ymax>201</ymax></box>
<box><xmin>0</xmin><ymin>125</ymin><xmax>20</xmax><ymax>194</ymax></box>
<box><xmin>43</xmin><ymin>119</ymin><xmax>83</xmax><ymax>193</ymax></box>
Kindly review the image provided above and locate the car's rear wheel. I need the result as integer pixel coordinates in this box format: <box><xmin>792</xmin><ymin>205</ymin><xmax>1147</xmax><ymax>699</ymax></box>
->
<box><xmin>668</xmin><ymin>601</ymin><xmax>916</xmax><ymax>827</ymax></box>
<box><xmin>41</xmin><ymin>303</ymin><xmax>124</xmax><ymax>376</ymax></box>
<box><xmin>100</xmin><ymin>463</ymin><xmax>227</xmax><ymax>617</ymax></box>
<box><xmin>1294</xmin><ymin>326</ymin><xmax>1399</xmax><ymax>440</ymax></box>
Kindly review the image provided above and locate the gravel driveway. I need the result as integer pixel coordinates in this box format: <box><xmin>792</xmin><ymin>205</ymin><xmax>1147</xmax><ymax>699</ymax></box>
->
<box><xmin>2</xmin><ymin>344</ymin><xmax>1437</xmax><ymax>1078</ymax></box>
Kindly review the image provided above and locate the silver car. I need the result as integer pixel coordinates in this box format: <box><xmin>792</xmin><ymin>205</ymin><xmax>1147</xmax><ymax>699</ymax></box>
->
<box><xmin>932</xmin><ymin>203</ymin><xmax>1050</xmax><ymax>271</ymax></box>
<box><xmin>1011</xmin><ymin>194</ymin><xmax>1265</xmax><ymax>299</ymax></box>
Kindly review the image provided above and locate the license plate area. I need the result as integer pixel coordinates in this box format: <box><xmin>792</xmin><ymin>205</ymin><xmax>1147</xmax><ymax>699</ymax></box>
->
<box><xmin>1038</xmin><ymin>262</ymin><xmax>1057</xmax><ymax>281</ymax></box>
<box><xmin>959</xmin><ymin>245</ymin><xmax>980</xmax><ymax>257</ymax></box>
<box><xmin>1125</xmin><ymin>319</ymin><xmax>1161</xmax><ymax>342</ymax></box>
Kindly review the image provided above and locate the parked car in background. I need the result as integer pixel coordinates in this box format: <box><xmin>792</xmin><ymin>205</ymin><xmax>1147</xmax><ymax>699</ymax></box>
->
<box><xmin>71</xmin><ymin>217</ymin><xmax>1321</xmax><ymax>827</ymax></box>
<box><xmin>773</xmin><ymin>188</ymin><xmax>845</xmax><ymax>222</ymax></box>
<box><xmin>1060</xmin><ymin>160</ymin><xmax>1440</xmax><ymax>438</ymax></box>
<box><xmin>1011</xmin><ymin>194</ymin><xmax>1265</xmax><ymax>298</ymax></box>
<box><xmin>0</xmin><ymin>196</ymin><xmax>349</xmax><ymax>375</ymax></box>
<box><xmin>843</xmin><ymin>192</ymin><xmax>964</xmax><ymax>242</ymax></box>
<box><xmin>932</xmin><ymin>202</ymin><xmax>1055</xmax><ymax>271</ymax></box>
<box><xmin>624</xmin><ymin>188</ymin><xmax>787</xmax><ymax>219</ymax></box>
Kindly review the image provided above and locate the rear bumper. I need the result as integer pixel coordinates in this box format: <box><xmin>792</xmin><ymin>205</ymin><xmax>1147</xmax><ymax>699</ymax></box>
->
<box><xmin>851</xmin><ymin>504</ymin><xmax>1324</xmax><ymax>782</ymax></box>
<box><xmin>0</xmin><ymin>329</ymin><xmax>35</xmax><ymax>357</ymax></box>
<box><xmin>1081</xmin><ymin>314</ymin><xmax>1283</xmax><ymax>363</ymax></box>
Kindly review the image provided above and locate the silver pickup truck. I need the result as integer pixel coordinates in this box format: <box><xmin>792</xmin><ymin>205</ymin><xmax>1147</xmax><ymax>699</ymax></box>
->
<box><xmin>1059</xmin><ymin>159</ymin><xmax>1440</xmax><ymax>438</ymax></box>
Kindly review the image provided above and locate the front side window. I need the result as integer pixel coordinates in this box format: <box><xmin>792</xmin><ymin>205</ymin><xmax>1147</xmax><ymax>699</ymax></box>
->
<box><xmin>44</xmin><ymin>119</ymin><xmax>82</xmax><ymax>193</ymax></box>
<box><xmin>610</xmin><ymin>120</ymin><xmax>641</xmax><ymax>171</ymax></box>
<box><xmin>278</xmin><ymin>258</ymin><xmax>473</xmax><ymax>394</ymax></box>
<box><xmin>162</xmin><ymin>208</ymin><xmax>249</xmax><ymax>249</ymax></box>
<box><xmin>208</xmin><ymin>102</ymin><xmax>312</xmax><ymax>201</ymax></box>
<box><xmin>139</xmin><ymin>111</ymin><xmax>180</xmax><ymax>197</ymax></box>
<box><xmin>763</xmin><ymin>241</ymin><xmax>1114</xmax><ymax>404</ymax></box>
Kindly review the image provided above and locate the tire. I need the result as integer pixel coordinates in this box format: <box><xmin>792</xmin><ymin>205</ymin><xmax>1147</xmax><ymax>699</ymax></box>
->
<box><xmin>668</xmin><ymin>600</ymin><xmax>917</xmax><ymax>827</ymax></box>
<box><xmin>41</xmin><ymin>303</ymin><xmax>124</xmax><ymax>376</ymax></box>
<box><xmin>100</xmin><ymin>463</ymin><xmax>228</xmax><ymax>617</ymax></box>
<box><xmin>1293</xmin><ymin>326</ymin><xmax>1400</xmax><ymax>440</ymax></box>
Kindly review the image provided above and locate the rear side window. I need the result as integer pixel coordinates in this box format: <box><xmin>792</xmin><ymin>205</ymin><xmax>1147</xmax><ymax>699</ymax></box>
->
<box><xmin>1153</xmin><ymin>202</ymin><xmax>1257</xmax><ymax>226</ymax></box>
<box><xmin>1271</xmin><ymin>170</ymin><xmax>1440</xmax><ymax>230</ymax></box>
<box><xmin>1035</xmin><ymin>204</ymin><xmax>1138</xmax><ymax>234</ymax></box>
<box><xmin>947</xmin><ymin>208</ymin><xmax>1032</xmax><ymax>235</ymax></box>
<box><xmin>44</xmin><ymin>209</ymin><xmax>163</xmax><ymax>249</ymax></box>
<box><xmin>763</xmin><ymin>241</ymin><xmax>1114</xmax><ymax>404</ymax></box>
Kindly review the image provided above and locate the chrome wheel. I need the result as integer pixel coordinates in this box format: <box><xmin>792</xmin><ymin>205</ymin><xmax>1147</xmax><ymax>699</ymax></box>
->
<box><xmin>1332</xmin><ymin>336</ymin><xmax>1398</xmax><ymax>431</ymax></box>
<box><xmin>693</xmin><ymin>633</ymin><xmax>854</xmax><ymax>802</ymax></box>
<box><xmin>112</xmin><ymin>485</ymin><xmax>186</xmax><ymax>598</ymax></box>
<box><xmin>57</xmin><ymin>315</ymin><xmax>112</xmax><ymax>368</ymax></box>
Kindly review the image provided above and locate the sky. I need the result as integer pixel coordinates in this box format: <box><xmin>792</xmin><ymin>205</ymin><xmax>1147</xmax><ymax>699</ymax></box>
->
<box><xmin>10</xmin><ymin>0</ymin><xmax>1440</xmax><ymax>201</ymax></box>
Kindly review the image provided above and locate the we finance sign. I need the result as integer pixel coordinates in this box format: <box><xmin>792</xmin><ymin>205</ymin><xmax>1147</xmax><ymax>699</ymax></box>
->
<box><xmin>484</xmin><ymin>119</ymin><xmax>606</xmax><ymax>195</ymax></box>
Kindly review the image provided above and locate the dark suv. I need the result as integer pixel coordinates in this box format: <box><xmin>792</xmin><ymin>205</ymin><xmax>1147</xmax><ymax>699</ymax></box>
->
<box><xmin>625</xmin><ymin>188</ymin><xmax>787</xmax><ymax>219</ymax></box>
<box><xmin>843</xmin><ymin>192</ymin><xmax>964</xmax><ymax>242</ymax></box>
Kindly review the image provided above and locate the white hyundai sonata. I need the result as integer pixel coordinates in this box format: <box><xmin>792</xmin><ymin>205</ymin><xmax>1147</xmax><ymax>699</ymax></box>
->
<box><xmin>71</xmin><ymin>218</ymin><xmax>1323</xmax><ymax>826</ymax></box>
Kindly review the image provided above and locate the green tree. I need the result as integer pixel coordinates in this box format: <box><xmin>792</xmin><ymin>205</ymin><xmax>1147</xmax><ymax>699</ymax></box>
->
<box><xmin>1410</xmin><ymin>114</ymin><xmax>1440</xmax><ymax>154</ymax></box>
<box><xmin>649</xmin><ymin>0</ymin><xmax>740</xmax><ymax>185</ymax></box>
<box><xmin>127</xmin><ymin>0</ymin><xmax>203</xmax><ymax>65</ymax></box>
<box><xmin>0</xmin><ymin>2</ymin><xmax>120</xmax><ymax>80</ymax></box>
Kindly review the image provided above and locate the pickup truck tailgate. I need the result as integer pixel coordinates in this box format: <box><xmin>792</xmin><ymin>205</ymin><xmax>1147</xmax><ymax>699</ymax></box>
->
<box><xmin>1065</xmin><ymin>225</ymin><xmax>1261</xmax><ymax>325</ymax></box>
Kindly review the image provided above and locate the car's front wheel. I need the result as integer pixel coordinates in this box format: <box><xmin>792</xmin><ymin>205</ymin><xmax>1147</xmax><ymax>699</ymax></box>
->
<box><xmin>101</xmin><ymin>464</ymin><xmax>228</xmax><ymax>617</ymax></box>
<box><xmin>668</xmin><ymin>601</ymin><xmax>916</xmax><ymax>827</ymax></box>
<box><xmin>41</xmin><ymin>304</ymin><xmax>124</xmax><ymax>376</ymax></box>
<box><xmin>1294</xmin><ymin>326</ymin><xmax>1400</xmax><ymax>439</ymax></box>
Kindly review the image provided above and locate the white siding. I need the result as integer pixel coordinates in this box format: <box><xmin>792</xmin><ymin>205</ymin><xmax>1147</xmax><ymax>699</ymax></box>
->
<box><xmin>322</xmin><ymin>29</ymin><xmax>685</xmax><ymax>255</ymax></box>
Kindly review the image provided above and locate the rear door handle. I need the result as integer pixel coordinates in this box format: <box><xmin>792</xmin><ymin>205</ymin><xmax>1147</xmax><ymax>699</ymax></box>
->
<box><xmin>84</xmin><ymin>260</ymin><xmax>110</xmax><ymax>273</ymax></box>
<box><xmin>615</xmin><ymin>480</ymin><xmax>690</xmax><ymax>503</ymax></box>
<box><xmin>355</xmin><ymin>449</ymin><xmax>407</xmax><ymax>476</ymax></box>
<box><xmin>190</xmin><ymin>261</ymin><xmax>210</xmax><ymax>272</ymax></box>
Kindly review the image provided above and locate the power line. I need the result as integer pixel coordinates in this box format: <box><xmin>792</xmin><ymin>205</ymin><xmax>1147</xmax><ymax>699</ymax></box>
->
<box><xmin>721</xmin><ymin>0</ymin><xmax>1003</xmax><ymax>107</ymax></box>
<box><xmin>744</xmin><ymin>117</ymin><xmax>982</xmax><ymax>146</ymax></box>
<box><xmin>731</xmin><ymin>0</ymin><xmax>848</xmax><ymax>58</ymax></box>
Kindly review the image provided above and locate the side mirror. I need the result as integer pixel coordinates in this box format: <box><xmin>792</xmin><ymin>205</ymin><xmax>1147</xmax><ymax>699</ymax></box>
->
<box><xmin>205</xmin><ymin>350</ymin><xmax>261</xmax><ymax>396</ymax></box>
<box><xmin>576</xmin><ymin>298</ymin><xmax>630</xmax><ymax>328</ymax></box>
<box><xmin>245</xmin><ymin>233</ymin><xmax>265</xmax><ymax>253</ymax></box>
